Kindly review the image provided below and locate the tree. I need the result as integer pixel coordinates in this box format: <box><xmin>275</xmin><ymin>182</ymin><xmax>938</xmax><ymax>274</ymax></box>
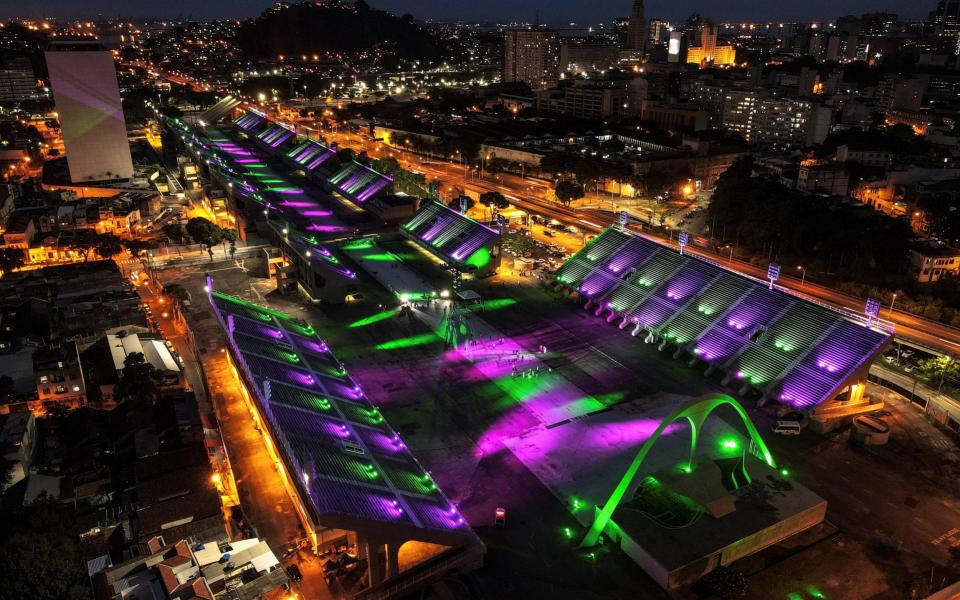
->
<box><xmin>336</xmin><ymin>148</ymin><xmax>356</xmax><ymax>164</ymax></box>
<box><xmin>123</xmin><ymin>239</ymin><xmax>157</xmax><ymax>258</ymax></box>
<box><xmin>163</xmin><ymin>283</ymin><xmax>190</xmax><ymax>304</ymax></box>
<box><xmin>221</xmin><ymin>228</ymin><xmax>239</xmax><ymax>259</ymax></box>
<box><xmin>0</xmin><ymin>499</ymin><xmax>90</xmax><ymax>600</ymax></box>
<box><xmin>506</xmin><ymin>232</ymin><xmax>539</xmax><ymax>256</ymax></box>
<box><xmin>66</xmin><ymin>229</ymin><xmax>98</xmax><ymax>262</ymax></box>
<box><xmin>115</xmin><ymin>352</ymin><xmax>163</xmax><ymax>409</ymax></box>
<box><xmin>185</xmin><ymin>217</ymin><xmax>224</xmax><ymax>262</ymax></box>
<box><xmin>555</xmin><ymin>180</ymin><xmax>585</xmax><ymax>206</ymax></box>
<box><xmin>371</xmin><ymin>156</ymin><xmax>400</xmax><ymax>176</ymax></box>
<box><xmin>447</xmin><ymin>195</ymin><xmax>474</xmax><ymax>212</ymax></box>
<box><xmin>700</xmin><ymin>565</ymin><xmax>747</xmax><ymax>599</ymax></box>
<box><xmin>162</xmin><ymin>223</ymin><xmax>186</xmax><ymax>244</ymax></box>
<box><xmin>94</xmin><ymin>233</ymin><xmax>124</xmax><ymax>260</ymax></box>
<box><xmin>0</xmin><ymin>248</ymin><xmax>25</xmax><ymax>276</ymax></box>
<box><xmin>479</xmin><ymin>191</ymin><xmax>510</xmax><ymax>211</ymax></box>
<box><xmin>917</xmin><ymin>356</ymin><xmax>960</xmax><ymax>391</ymax></box>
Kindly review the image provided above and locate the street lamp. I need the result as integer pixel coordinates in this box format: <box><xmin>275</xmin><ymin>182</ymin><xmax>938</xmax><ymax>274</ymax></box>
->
<box><xmin>796</xmin><ymin>265</ymin><xmax>806</xmax><ymax>289</ymax></box>
<box><xmin>890</xmin><ymin>293</ymin><xmax>897</xmax><ymax>315</ymax></box>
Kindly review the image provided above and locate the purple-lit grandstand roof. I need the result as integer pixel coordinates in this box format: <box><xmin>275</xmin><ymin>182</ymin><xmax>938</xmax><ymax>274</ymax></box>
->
<box><xmin>328</xmin><ymin>160</ymin><xmax>393</xmax><ymax>205</ymax></box>
<box><xmin>556</xmin><ymin>227</ymin><xmax>892</xmax><ymax>409</ymax></box>
<box><xmin>166</xmin><ymin>115</ymin><xmax>355</xmax><ymax>247</ymax></box>
<box><xmin>234</xmin><ymin>109</ymin><xmax>265</xmax><ymax>132</ymax></box>
<box><xmin>207</xmin><ymin>288</ymin><xmax>472</xmax><ymax>537</ymax></box>
<box><xmin>400</xmin><ymin>200</ymin><xmax>500</xmax><ymax>270</ymax></box>
<box><xmin>287</xmin><ymin>139</ymin><xmax>336</xmax><ymax>172</ymax></box>
<box><xmin>256</xmin><ymin>122</ymin><xmax>297</xmax><ymax>149</ymax></box>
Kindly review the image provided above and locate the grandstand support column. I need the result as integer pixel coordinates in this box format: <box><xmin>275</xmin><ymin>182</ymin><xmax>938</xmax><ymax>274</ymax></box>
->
<box><xmin>720</xmin><ymin>372</ymin><xmax>732</xmax><ymax>385</ymax></box>
<box><xmin>365</xmin><ymin>538</ymin><xmax>386</xmax><ymax>586</ymax></box>
<box><xmin>387</xmin><ymin>543</ymin><xmax>400</xmax><ymax>578</ymax></box>
<box><xmin>631</xmin><ymin>322</ymin><xmax>642</xmax><ymax>336</ymax></box>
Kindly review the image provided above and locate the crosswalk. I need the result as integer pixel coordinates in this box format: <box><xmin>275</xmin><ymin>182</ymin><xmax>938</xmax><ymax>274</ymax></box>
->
<box><xmin>930</xmin><ymin>437</ymin><xmax>954</xmax><ymax>450</ymax></box>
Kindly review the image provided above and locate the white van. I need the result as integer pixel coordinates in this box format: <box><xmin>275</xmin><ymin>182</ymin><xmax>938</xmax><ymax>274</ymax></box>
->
<box><xmin>772</xmin><ymin>420</ymin><xmax>802</xmax><ymax>435</ymax></box>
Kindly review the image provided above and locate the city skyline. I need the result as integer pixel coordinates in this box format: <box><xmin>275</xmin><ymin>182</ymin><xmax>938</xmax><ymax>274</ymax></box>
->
<box><xmin>3</xmin><ymin>0</ymin><xmax>931</xmax><ymax>25</ymax></box>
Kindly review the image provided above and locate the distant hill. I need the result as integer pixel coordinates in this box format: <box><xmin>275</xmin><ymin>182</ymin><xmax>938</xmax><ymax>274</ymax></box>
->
<box><xmin>237</xmin><ymin>1</ymin><xmax>443</xmax><ymax>62</ymax></box>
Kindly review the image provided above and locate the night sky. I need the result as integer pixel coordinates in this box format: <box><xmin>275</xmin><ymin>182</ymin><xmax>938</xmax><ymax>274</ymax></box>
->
<box><xmin>5</xmin><ymin>0</ymin><xmax>928</xmax><ymax>24</ymax></box>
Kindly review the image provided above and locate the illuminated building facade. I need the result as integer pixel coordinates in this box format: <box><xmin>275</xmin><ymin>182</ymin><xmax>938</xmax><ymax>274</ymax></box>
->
<box><xmin>685</xmin><ymin>25</ymin><xmax>736</xmax><ymax>67</ymax></box>
<box><xmin>536</xmin><ymin>81</ymin><xmax>630</xmax><ymax>120</ymax></box>
<box><xmin>502</xmin><ymin>30</ymin><xmax>561</xmax><ymax>91</ymax></box>
<box><xmin>722</xmin><ymin>90</ymin><xmax>831</xmax><ymax>148</ymax></box>
<box><xmin>44</xmin><ymin>41</ymin><xmax>134</xmax><ymax>183</ymax></box>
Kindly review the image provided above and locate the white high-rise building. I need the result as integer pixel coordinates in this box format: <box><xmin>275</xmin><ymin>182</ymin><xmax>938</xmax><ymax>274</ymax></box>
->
<box><xmin>722</xmin><ymin>90</ymin><xmax>831</xmax><ymax>149</ymax></box>
<box><xmin>45</xmin><ymin>41</ymin><xmax>133</xmax><ymax>183</ymax></box>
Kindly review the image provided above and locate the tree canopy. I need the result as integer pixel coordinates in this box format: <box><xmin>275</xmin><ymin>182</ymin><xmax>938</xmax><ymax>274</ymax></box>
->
<box><xmin>555</xmin><ymin>180</ymin><xmax>585</xmax><ymax>206</ymax></box>
<box><xmin>540</xmin><ymin>151</ymin><xmax>635</xmax><ymax>187</ymax></box>
<box><xmin>0</xmin><ymin>500</ymin><xmax>90</xmax><ymax>600</ymax></box>
<box><xmin>185</xmin><ymin>217</ymin><xmax>225</xmax><ymax>262</ymax></box>
<box><xmin>115</xmin><ymin>351</ymin><xmax>163</xmax><ymax>409</ymax></box>
<box><xmin>0</xmin><ymin>248</ymin><xmax>25</xmax><ymax>275</ymax></box>
<box><xmin>479</xmin><ymin>191</ymin><xmax>510</xmax><ymax>210</ymax></box>
<box><xmin>708</xmin><ymin>157</ymin><xmax>911</xmax><ymax>282</ymax></box>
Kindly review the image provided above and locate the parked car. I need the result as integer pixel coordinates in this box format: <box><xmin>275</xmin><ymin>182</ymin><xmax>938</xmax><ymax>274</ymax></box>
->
<box><xmin>286</xmin><ymin>564</ymin><xmax>303</xmax><ymax>581</ymax></box>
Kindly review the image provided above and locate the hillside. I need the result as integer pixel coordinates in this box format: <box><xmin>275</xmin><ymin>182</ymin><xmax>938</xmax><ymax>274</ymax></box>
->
<box><xmin>237</xmin><ymin>1</ymin><xmax>443</xmax><ymax>62</ymax></box>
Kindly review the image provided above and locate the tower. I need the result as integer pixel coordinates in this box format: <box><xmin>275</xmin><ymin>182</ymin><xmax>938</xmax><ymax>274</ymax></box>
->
<box><xmin>502</xmin><ymin>29</ymin><xmax>561</xmax><ymax>90</ymax></box>
<box><xmin>45</xmin><ymin>40</ymin><xmax>134</xmax><ymax>183</ymax></box>
<box><xmin>626</xmin><ymin>0</ymin><xmax>646</xmax><ymax>51</ymax></box>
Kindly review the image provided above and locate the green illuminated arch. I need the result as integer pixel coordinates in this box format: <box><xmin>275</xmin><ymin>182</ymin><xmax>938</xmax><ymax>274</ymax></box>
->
<box><xmin>580</xmin><ymin>393</ymin><xmax>776</xmax><ymax>548</ymax></box>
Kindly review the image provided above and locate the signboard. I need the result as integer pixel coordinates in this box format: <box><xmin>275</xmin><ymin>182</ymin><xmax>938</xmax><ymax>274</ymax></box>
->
<box><xmin>865</xmin><ymin>297</ymin><xmax>881</xmax><ymax>320</ymax></box>
<box><xmin>767</xmin><ymin>263</ymin><xmax>781</xmax><ymax>290</ymax></box>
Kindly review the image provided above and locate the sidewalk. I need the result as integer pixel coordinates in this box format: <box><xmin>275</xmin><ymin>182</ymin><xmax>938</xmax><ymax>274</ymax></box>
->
<box><xmin>870</xmin><ymin>363</ymin><xmax>960</xmax><ymax>429</ymax></box>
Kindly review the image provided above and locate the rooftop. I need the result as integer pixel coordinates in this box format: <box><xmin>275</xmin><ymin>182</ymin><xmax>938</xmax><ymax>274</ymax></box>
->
<box><xmin>910</xmin><ymin>241</ymin><xmax>960</xmax><ymax>258</ymax></box>
<box><xmin>400</xmin><ymin>200</ymin><xmax>500</xmax><ymax>271</ymax></box>
<box><xmin>106</xmin><ymin>332</ymin><xmax>181</xmax><ymax>374</ymax></box>
<box><xmin>207</xmin><ymin>284</ymin><xmax>476</xmax><ymax>544</ymax></box>
<box><xmin>556</xmin><ymin>227</ymin><xmax>892</xmax><ymax>409</ymax></box>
